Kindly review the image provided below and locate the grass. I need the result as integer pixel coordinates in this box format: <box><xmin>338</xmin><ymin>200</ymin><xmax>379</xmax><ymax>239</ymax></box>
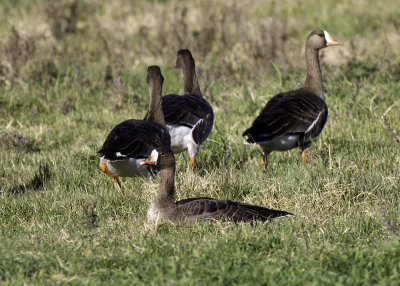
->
<box><xmin>1</xmin><ymin>0</ymin><xmax>400</xmax><ymax>284</ymax></box>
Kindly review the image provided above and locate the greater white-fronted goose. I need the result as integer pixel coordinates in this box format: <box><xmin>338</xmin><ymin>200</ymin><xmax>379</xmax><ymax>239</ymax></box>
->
<box><xmin>141</xmin><ymin>147</ymin><xmax>292</xmax><ymax>223</ymax></box>
<box><xmin>98</xmin><ymin>66</ymin><xmax>171</xmax><ymax>191</ymax></box>
<box><xmin>145</xmin><ymin>49</ymin><xmax>213</xmax><ymax>170</ymax></box>
<box><xmin>243</xmin><ymin>30</ymin><xmax>342</xmax><ymax>166</ymax></box>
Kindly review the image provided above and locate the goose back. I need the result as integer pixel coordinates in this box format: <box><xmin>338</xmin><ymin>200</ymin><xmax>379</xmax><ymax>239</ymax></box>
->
<box><xmin>98</xmin><ymin>119</ymin><xmax>171</xmax><ymax>160</ymax></box>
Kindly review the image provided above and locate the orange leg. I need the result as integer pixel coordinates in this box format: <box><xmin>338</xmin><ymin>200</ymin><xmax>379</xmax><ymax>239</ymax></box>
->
<box><xmin>261</xmin><ymin>154</ymin><xmax>267</xmax><ymax>168</ymax></box>
<box><xmin>261</xmin><ymin>152</ymin><xmax>270</xmax><ymax>168</ymax></box>
<box><xmin>301</xmin><ymin>151</ymin><xmax>308</xmax><ymax>163</ymax></box>
<box><xmin>99</xmin><ymin>161</ymin><xmax>122</xmax><ymax>191</ymax></box>
<box><xmin>190</xmin><ymin>156</ymin><xmax>196</xmax><ymax>170</ymax></box>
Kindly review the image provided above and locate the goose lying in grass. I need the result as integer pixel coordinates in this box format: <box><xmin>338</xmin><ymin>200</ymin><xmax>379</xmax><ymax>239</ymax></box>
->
<box><xmin>145</xmin><ymin>50</ymin><xmax>213</xmax><ymax>170</ymax></box>
<box><xmin>141</xmin><ymin>147</ymin><xmax>292</xmax><ymax>223</ymax></box>
<box><xmin>98</xmin><ymin>66</ymin><xmax>171</xmax><ymax>191</ymax></box>
<box><xmin>243</xmin><ymin>30</ymin><xmax>342</xmax><ymax>166</ymax></box>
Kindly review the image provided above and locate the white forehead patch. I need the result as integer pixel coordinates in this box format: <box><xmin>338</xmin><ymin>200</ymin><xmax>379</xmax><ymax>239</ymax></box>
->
<box><xmin>323</xmin><ymin>30</ymin><xmax>335</xmax><ymax>45</ymax></box>
<box><xmin>151</xmin><ymin>149</ymin><xmax>159</xmax><ymax>164</ymax></box>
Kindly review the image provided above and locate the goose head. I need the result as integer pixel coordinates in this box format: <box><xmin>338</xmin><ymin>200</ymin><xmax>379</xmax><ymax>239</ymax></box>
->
<box><xmin>175</xmin><ymin>49</ymin><xmax>195</xmax><ymax>71</ymax></box>
<box><xmin>146</xmin><ymin>65</ymin><xmax>164</xmax><ymax>86</ymax></box>
<box><xmin>141</xmin><ymin>147</ymin><xmax>175</xmax><ymax>169</ymax></box>
<box><xmin>307</xmin><ymin>30</ymin><xmax>342</xmax><ymax>50</ymax></box>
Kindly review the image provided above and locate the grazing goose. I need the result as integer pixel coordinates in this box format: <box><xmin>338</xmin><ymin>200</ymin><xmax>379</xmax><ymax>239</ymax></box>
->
<box><xmin>98</xmin><ymin>66</ymin><xmax>171</xmax><ymax>191</ymax></box>
<box><xmin>141</xmin><ymin>147</ymin><xmax>292</xmax><ymax>223</ymax></box>
<box><xmin>145</xmin><ymin>49</ymin><xmax>213</xmax><ymax>170</ymax></box>
<box><xmin>243</xmin><ymin>30</ymin><xmax>342</xmax><ymax>166</ymax></box>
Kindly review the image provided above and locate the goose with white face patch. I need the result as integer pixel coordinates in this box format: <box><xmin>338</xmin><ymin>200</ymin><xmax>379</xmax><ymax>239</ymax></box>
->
<box><xmin>145</xmin><ymin>50</ymin><xmax>213</xmax><ymax>170</ymax></box>
<box><xmin>141</xmin><ymin>147</ymin><xmax>293</xmax><ymax>223</ymax></box>
<box><xmin>243</xmin><ymin>30</ymin><xmax>342</xmax><ymax>166</ymax></box>
<box><xmin>98</xmin><ymin>66</ymin><xmax>171</xmax><ymax>191</ymax></box>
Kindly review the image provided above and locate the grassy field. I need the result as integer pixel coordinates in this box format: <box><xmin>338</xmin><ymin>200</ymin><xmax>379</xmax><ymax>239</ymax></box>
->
<box><xmin>1</xmin><ymin>0</ymin><xmax>400</xmax><ymax>284</ymax></box>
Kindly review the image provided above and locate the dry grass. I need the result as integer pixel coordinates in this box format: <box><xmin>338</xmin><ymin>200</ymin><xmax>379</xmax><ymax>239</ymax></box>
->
<box><xmin>44</xmin><ymin>0</ymin><xmax>80</xmax><ymax>40</ymax></box>
<box><xmin>1</xmin><ymin>0</ymin><xmax>398</xmax><ymax>91</ymax></box>
<box><xmin>1</xmin><ymin>27</ymin><xmax>36</xmax><ymax>86</ymax></box>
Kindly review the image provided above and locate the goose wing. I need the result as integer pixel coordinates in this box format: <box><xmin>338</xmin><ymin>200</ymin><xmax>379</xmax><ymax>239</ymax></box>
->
<box><xmin>145</xmin><ymin>93</ymin><xmax>214</xmax><ymax>144</ymax></box>
<box><xmin>176</xmin><ymin>197</ymin><xmax>292</xmax><ymax>222</ymax></box>
<box><xmin>161</xmin><ymin>93</ymin><xmax>213</xmax><ymax>127</ymax></box>
<box><xmin>243</xmin><ymin>89</ymin><xmax>327</xmax><ymax>144</ymax></box>
<box><xmin>98</xmin><ymin>119</ymin><xmax>171</xmax><ymax>160</ymax></box>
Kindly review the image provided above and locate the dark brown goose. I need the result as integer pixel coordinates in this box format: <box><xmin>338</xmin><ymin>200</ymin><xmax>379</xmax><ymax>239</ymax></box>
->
<box><xmin>98</xmin><ymin>66</ymin><xmax>171</xmax><ymax>191</ymax></box>
<box><xmin>141</xmin><ymin>147</ymin><xmax>292</xmax><ymax>223</ymax></box>
<box><xmin>145</xmin><ymin>49</ymin><xmax>213</xmax><ymax>170</ymax></box>
<box><xmin>243</xmin><ymin>30</ymin><xmax>342</xmax><ymax>166</ymax></box>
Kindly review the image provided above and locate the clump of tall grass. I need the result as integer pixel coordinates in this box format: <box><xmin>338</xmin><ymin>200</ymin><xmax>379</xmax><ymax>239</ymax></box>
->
<box><xmin>44</xmin><ymin>0</ymin><xmax>80</xmax><ymax>40</ymax></box>
<box><xmin>381</xmin><ymin>113</ymin><xmax>400</xmax><ymax>153</ymax></box>
<box><xmin>0</xmin><ymin>28</ymin><xmax>36</xmax><ymax>87</ymax></box>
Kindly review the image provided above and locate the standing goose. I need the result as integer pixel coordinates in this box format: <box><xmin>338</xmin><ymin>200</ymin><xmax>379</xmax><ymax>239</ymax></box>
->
<box><xmin>141</xmin><ymin>147</ymin><xmax>292</xmax><ymax>223</ymax></box>
<box><xmin>243</xmin><ymin>30</ymin><xmax>342</xmax><ymax>166</ymax></box>
<box><xmin>98</xmin><ymin>66</ymin><xmax>171</xmax><ymax>191</ymax></box>
<box><xmin>145</xmin><ymin>49</ymin><xmax>213</xmax><ymax>170</ymax></box>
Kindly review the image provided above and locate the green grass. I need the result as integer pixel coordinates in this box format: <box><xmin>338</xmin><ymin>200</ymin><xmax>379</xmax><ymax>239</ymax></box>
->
<box><xmin>1</xmin><ymin>0</ymin><xmax>400</xmax><ymax>284</ymax></box>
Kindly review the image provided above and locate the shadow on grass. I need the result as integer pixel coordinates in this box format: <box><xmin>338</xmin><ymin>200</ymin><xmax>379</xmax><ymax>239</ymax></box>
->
<box><xmin>6</xmin><ymin>163</ymin><xmax>51</xmax><ymax>195</ymax></box>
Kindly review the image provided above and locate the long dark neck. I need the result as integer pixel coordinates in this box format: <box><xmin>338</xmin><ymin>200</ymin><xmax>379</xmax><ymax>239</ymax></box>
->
<box><xmin>153</xmin><ymin>166</ymin><xmax>176</xmax><ymax>207</ymax></box>
<box><xmin>182</xmin><ymin>67</ymin><xmax>202</xmax><ymax>97</ymax></box>
<box><xmin>146</xmin><ymin>83</ymin><xmax>165</xmax><ymax>126</ymax></box>
<box><xmin>303</xmin><ymin>48</ymin><xmax>324</xmax><ymax>99</ymax></box>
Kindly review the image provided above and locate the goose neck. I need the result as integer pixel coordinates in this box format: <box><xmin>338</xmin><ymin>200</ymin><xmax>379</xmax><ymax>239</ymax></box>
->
<box><xmin>182</xmin><ymin>68</ymin><xmax>202</xmax><ymax>97</ymax></box>
<box><xmin>147</xmin><ymin>84</ymin><xmax>165</xmax><ymax>126</ymax></box>
<box><xmin>304</xmin><ymin>47</ymin><xmax>324</xmax><ymax>99</ymax></box>
<box><xmin>153</xmin><ymin>166</ymin><xmax>176</xmax><ymax>207</ymax></box>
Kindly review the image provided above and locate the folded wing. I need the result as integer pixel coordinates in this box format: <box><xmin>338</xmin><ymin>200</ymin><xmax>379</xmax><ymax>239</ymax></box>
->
<box><xmin>243</xmin><ymin>89</ymin><xmax>328</xmax><ymax>146</ymax></box>
<box><xmin>176</xmin><ymin>197</ymin><xmax>292</xmax><ymax>222</ymax></box>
